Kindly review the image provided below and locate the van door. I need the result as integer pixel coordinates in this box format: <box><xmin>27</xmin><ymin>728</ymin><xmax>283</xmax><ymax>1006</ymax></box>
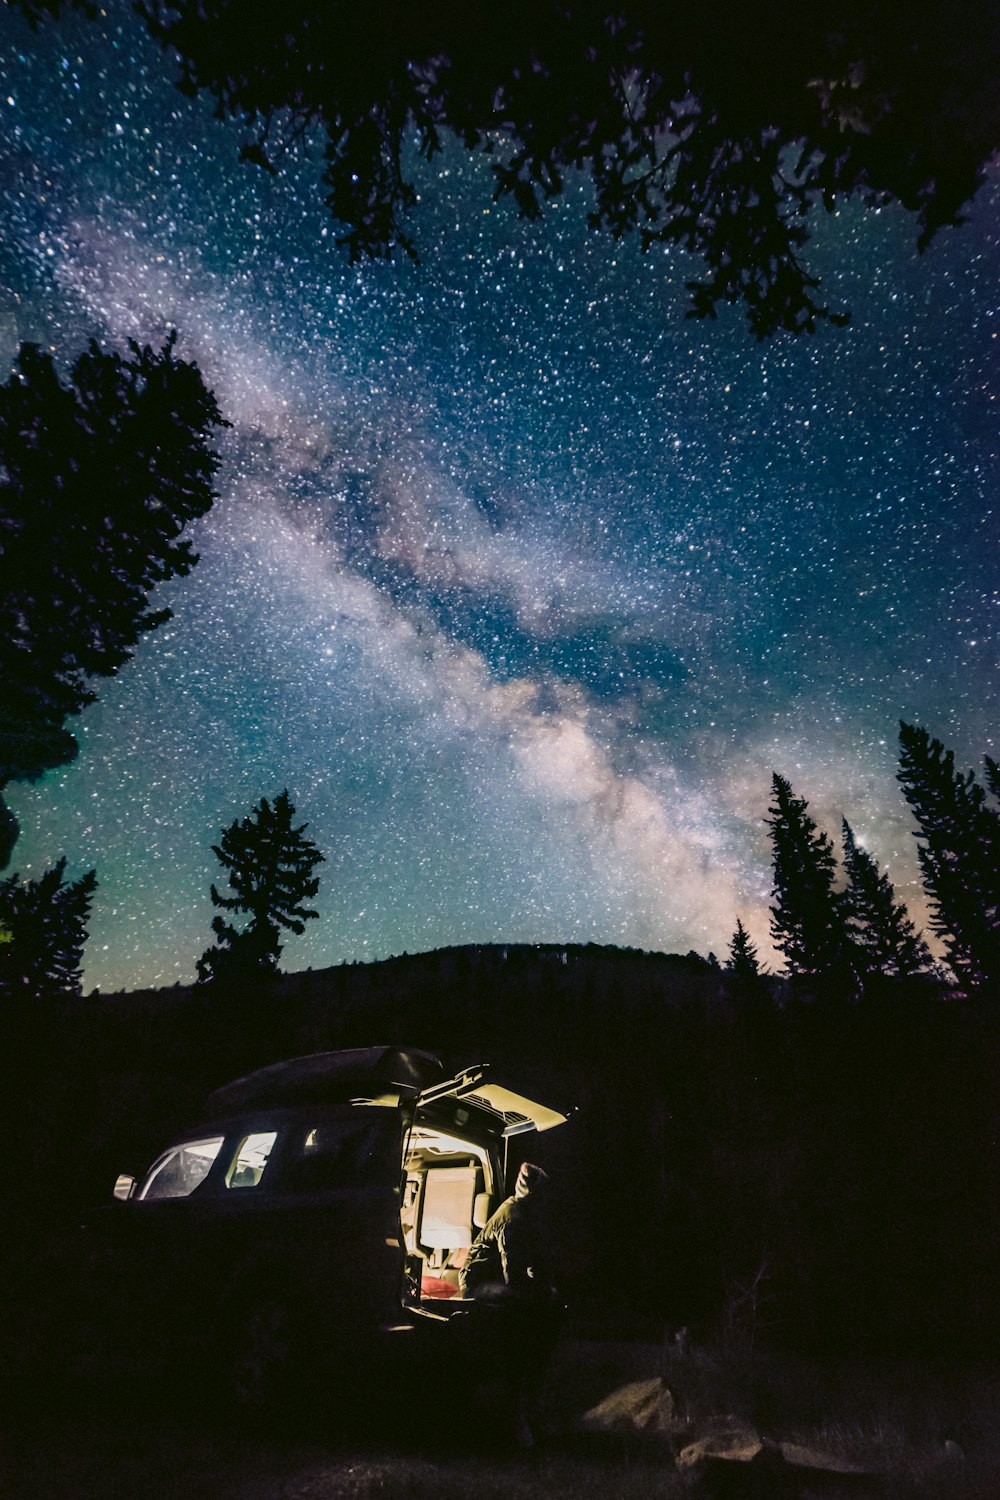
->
<box><xmin>403</xmin><ymin>1070</ymin><xmax>567</xmax><ymax>1307</ymax></box>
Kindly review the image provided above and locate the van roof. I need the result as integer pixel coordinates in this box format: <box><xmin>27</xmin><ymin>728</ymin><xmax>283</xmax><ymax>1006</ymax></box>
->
<box><xmin>206</xmin><ymin>1047</ymin><xmax>444</xmax><ymax>1113</ymax></box>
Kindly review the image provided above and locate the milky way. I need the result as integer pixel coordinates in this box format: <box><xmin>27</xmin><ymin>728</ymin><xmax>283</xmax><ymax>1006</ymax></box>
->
<box><xmin>2</xmin><ymin>2</ymin><xmax>998</xmax><ymax>991</ymax></box>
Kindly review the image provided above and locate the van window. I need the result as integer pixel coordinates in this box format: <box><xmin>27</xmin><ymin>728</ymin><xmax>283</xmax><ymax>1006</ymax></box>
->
<box><xmin>281</xmin><ymin>1117</ymin><xmax>390</xmax><ymax>1193</ymax></box>
<box><xmin>139</xmin><ymin>1137</ymin><xmax>225</xmax><ymax>1200</ymax></box>
<box><xmin>225</xmin><ymin>1131</ymin><xmax>277</xmax><ymax>1190</ymax></box>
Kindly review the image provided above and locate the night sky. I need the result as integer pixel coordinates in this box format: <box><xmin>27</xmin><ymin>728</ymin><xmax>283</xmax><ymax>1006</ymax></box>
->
<box><xmin>2</xmin><ymin>2</ymin><xmax>998</xmax><ymax>993</ymax></box>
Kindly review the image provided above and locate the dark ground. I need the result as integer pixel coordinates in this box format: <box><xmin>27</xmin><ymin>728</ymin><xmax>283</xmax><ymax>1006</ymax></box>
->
<box><xmin>4</xmin><ymin>1337</ymin><xmax>1000</xmax><ymax>1500</ymax></box>
<box><xmin>0</xmin><ymin>1339</ymin><xmax>674</xmax><ymax>1500</ymax></box>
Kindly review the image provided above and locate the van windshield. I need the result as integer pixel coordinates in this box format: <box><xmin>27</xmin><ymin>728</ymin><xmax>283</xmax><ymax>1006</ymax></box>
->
<box><xmin>139</xmin><ymin>1137</ymin><xmax>225</xmax><ymax>1200</ymax></box>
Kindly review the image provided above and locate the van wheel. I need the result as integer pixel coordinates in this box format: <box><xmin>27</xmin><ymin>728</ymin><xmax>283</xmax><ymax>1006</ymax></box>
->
<box><xmin>228</xmin><ymin>1296</ymin><xmax>297</xmax><ymax>1409</ymax></box>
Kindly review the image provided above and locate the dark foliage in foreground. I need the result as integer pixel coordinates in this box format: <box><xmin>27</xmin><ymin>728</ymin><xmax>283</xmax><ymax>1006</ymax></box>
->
<box><xmin>16</xmin><ymin>0</ymin><xmax>1000</xmax><ymax>335</ymax></box>
<box><xmin>0</xmin><ymin>859</ymin><xmax>97</xmax><ymax>999</ymax></box>
<box><xmin>0</xmin><ymin>336</ymin><xmax>227</xmax><ymax>867</ymax></box>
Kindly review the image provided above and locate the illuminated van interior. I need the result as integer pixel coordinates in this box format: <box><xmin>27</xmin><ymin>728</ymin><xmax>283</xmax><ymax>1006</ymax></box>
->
<box><xmin>401</xmin><ymin>1125</ymin><xmax>495</xmax><ymax>1302</ymax></box>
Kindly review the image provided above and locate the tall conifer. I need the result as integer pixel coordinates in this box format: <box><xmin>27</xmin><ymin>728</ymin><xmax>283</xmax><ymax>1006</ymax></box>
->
<box><xmin>897</xmin><ymin>723</ymin><xmax>1000</xmax><ymax>989</ymax></box>
<box><xmin>841</xmin><ymin>820</ymin><xmax>932</xmax><ymax>982</ymax></box>
<box><xmin>766</xmin><ymin>774</ymin><xmax>851</xmax><ymax>978</ymax></box>
<box><xmin>724</xmin><ymin>916</ymin><xmax>768</xmax><ymax>1001</ymax></box>
<box><xmin>727</xmin><ymin>918</ymin><xmax>762</xmax><ymax>979</ymax></box>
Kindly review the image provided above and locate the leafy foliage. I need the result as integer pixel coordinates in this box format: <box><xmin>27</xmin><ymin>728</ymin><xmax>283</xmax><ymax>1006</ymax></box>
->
<box><xmin>0</xmin><ymin>336</ymin><xmax>227</xmax><ymax>866</ymax></box>
<box><xmin>841</xmin><ymin>820</ymin><xmax>932</xmax><ymax>982</ymax></box>
<box><xmin>0</xmin><ymin>858</ymin><xmax>97</xmax><ymax>999</ymax></box>
<box><xmin>897</xmin><ymin>723</ymin><xmax>1000</xmax><ymax>991</ymax></box>
<box><xmin>766</xmin><ymin>773</ymin><xmax>851</xmax><ymax>979</ymax></box>
<box><xmin>106</xmin><ymin>0</ymin><xmax>1000</xmax><ymax>336</ymax></box>
<box><xmin>197</xmin><ymin>790</ymin><xmax>325</xmax><ymax>985</ymax></box>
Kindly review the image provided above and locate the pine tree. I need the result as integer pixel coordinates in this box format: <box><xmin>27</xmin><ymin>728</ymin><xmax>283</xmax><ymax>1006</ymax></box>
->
<box><xmin>197</xmin><ymin>790</ymin><xmax>324</xmax><ymax>984</ymax></box>
<box><xmin>841</xmin><ymin>820</ymin><xmax>932</xmax><ymax>983</ymax></box>
<box><xmin>0</xmin><ymin>336</ymin><xmax>227</xmax><ymax>866</ymax></box>
<box><xmin>726</xmin><ymin>918</ymin><xmax>762</xmax><ymax>978</ymax></box>
<box><xmin>766</xmin><ymin>774</ymin><xmax>851</xmax><ymax>979</ymax></box>
<box><xmin>897</xmin><ymin>723</ymin><xmax>1000</xmax><ymax>989</ymax></box>
<box><xmin>0</xmin><ymin>859</ymin><xmax>98</xmax><ymax>999</ymax></box>
<box><xmin>724</xmin><ymin>917</ymin><xmax>767</xmax><ymax>1002</ymax></box>
<box><xmin>986</xmin><ymin>757</ymin><xmax>1000</xmax><ymax>801</ymax></box>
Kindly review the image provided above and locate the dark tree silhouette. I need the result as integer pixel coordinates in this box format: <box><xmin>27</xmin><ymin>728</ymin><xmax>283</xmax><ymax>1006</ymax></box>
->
<box><xmin>0</xmin><ymin>336</ymin><xmax>227</xmax><ymax>867</ymax></box>
<box><xmin>197</xmin><ymin>790</ymin><xmax>325</xmax><ymax>985</ymax></box>
<box><xmin>78</xmin><ymin>0</ymin><xmax>1000</xmax><ymax>336</ymax></box>
<box><xmin>897</xmin><ymin>723</ymin><xmax>1000</xmax><ymax>991</ymax></box>
<box><xmin>0</xmin><ymin>858</ymin><xmax>97</xmax><ymax>999</ymax></box>
<box><xmin>986</xmin><ymin>756</ymin><xmax>1000</xmax><ymax>803</ymax></box>
<box><xmin>766</xmin><ymin>773</ymin><xmax>851</xmax><ymax>980</ymax></box>
<box><xmin>723</xmin><ymin>916</ymin><xmax>768</xmax><ymax>1003</ymax></box>
<box><xmin>726</xmin><ymin>917</ymin><xmax>762</xmax><ymax>979</ymax></box>
<box><xmin>841</xmin><ymin>819</ymin><xmax>932</xmax><ymax>983</ymax></box>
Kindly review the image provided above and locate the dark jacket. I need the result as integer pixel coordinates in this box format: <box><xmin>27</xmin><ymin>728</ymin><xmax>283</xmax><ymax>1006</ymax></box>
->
<box><xmin>460</xmin><ymin>1194</ymin><xmax>546</xmax><ymax>1296</ymax></box>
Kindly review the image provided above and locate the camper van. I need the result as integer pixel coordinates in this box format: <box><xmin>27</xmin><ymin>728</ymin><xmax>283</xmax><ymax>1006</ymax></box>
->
<box><xmin>99</xmin><ymin>1047</ymin><xmax>567</xmax><ymax>1404</ymax></box>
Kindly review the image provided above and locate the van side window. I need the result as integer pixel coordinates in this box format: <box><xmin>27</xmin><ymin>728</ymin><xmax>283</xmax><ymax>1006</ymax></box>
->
<box><xmin>225</xmin><ymin>1131</ymin><xmax>277</xmax><ymax>1190</ymax></box>
<box><xmin>281</xmin><ymin>1118</ymin><xmax>387</xmax><ymax>1193</ymax></box>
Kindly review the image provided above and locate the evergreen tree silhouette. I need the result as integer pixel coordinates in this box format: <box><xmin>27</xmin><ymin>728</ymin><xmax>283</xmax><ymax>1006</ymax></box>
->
<box><xmin>987</xmin><ymin>757</ymin><xmax>1000</xmax><ymax>801</ymax></box>
<box><xmin>0</xmin><ymin>336</ymin><xmax>227</xmax><ymax>867</ymax></box>
<box><xmin>766</xmin><ymin>774</ymin><xmax>851</xmax><ymax>981</ymax></box>
<box><xmin>726</xmin><ymin>917</ymin><xmax>762</xmax><ymax>979</ymax></box>
<box><xmin>897</xmin><ymin>723</ymin><xmax>1000</xmax><ymax>990</ymax></box>
<box><xmin>0</xmin><ymin>858</ymin><xmax>97</xmax><ymax>999</ymax></box>
<box><xmin>197</xmin><ymin>790</ymin><xmax>325</xmax><ymax>984</ymax></box>
<box><xmin>841</xmin><ymin>820</ymin><xmax>933</xmax><ymax>984</ymax></box>
<box><xmin>724</xmin><ymin>916</ymin><xmax>769</xmax><ymax>1003</ymax></box>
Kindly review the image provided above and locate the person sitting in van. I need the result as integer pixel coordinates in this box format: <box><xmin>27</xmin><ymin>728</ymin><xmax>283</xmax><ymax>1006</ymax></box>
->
<box><xmin>459</xmin><ymin>1161</ymin><xmax>551</xmax><ymax>1298</ymax></box>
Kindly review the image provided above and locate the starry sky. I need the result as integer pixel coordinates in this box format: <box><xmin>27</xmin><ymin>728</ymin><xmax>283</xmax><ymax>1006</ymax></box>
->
<box><xmin>2</xmin><ymin>2</ymin><xmax>998</xmax><ymax>992</ymax></box>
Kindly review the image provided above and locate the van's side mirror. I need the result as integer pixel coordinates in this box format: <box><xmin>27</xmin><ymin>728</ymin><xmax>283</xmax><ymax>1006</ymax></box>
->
<box><xmin>113</xmin><ymin>1174</ymin><xmax>137</xmax><ymax>1201</ymax></box>
<box><xmin>473</xmin><ymin>1191</ymin><xmax>492</xmax><ymax>1229</ymax></box>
